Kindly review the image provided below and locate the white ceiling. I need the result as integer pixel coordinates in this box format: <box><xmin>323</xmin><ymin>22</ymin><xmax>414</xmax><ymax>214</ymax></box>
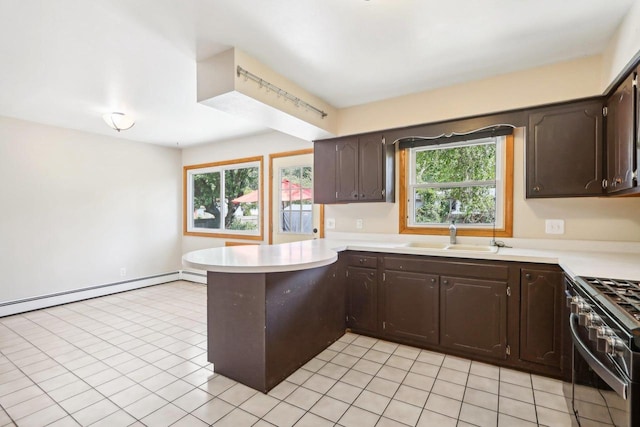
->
<box><xmin>0</xmin><ymin>0</ymin><xmax>634</xmax><ymax>147</ymax></box>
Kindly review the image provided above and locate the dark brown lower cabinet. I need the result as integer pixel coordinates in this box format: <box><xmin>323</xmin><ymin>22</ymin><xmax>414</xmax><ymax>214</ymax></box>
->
<box><xmin>340</xmin><ymin>251</ymin><xmax>567</xmax><ymax>380</ymax></box>
<box><xmin>346</xmin><ymin>265</ymin><xmax>377</xmax><ymax>333</ymax></box>
<box><xmin>440</xmin><ymin>276</ymin><xmax>508</xmax><ymax>360</ymax></box>
<box><xmin>520</xmin><ymin>268</ymin><xmax>564</xmax><ymax>368</ymax></box>
<box><xmin>382</xmin><ymin>270</ymin><xmax>439</xmax><ymax>345</ymax></box>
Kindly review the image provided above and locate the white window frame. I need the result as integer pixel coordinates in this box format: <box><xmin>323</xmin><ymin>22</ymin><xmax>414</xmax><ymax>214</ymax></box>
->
<box><xmin>184</xmin><ymin>157</ymin><xmax>263</xmax><ymax>239</ymax></box>
<box><xmin>278</xmin><ymin>165</ymin><xmax>314</xmax><ymax>235</ymax></box>
<box><xmin>407</xmin><ymin>136</ymin><xmax>506</xmax><ymax>230</ymax></box>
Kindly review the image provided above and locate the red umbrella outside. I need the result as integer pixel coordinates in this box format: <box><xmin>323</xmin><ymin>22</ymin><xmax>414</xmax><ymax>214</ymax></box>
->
<box><xmin>232</xmin><ymin>179</ymin><xmax>312</xmax><ymax>203</ymax></box>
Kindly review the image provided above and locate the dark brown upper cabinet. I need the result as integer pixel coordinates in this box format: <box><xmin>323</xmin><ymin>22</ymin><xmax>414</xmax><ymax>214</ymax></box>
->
<box><xmin>314</xmin><ymin>133</ymin><xmax>395</xmax><ymax>204</ymax></box>
<box><xmin>313</xmin><ymin>137</ymin><xmax>337</xmax><ymax>204</ymax></box>
<box><xmin>605</xmin><ymin>70</ymin><xmax>638</xmax><ymax>194</ymax></box>
<box><xmin>526</xmin><ymin>99</ymin><xmax>604</xmax><ymax>198</ymax></box>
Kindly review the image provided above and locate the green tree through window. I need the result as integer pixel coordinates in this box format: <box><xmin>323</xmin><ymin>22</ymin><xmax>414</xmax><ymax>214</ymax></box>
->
<box><xmin>410</xmin><ymin>138</ymin><xmax>501</xmax><ymax>227</ymax></box>
<box><xmin>185</xmin><ymin>157</ymin><xmax>263</xmax><ymax>238</ymax></box>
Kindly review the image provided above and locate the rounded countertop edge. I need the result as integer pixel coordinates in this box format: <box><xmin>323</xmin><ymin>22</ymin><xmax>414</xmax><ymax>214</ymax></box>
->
<box><xmin>182</xmin><ymin>253</ymin><xmax>338</xmax><ymax>273</ymax></box>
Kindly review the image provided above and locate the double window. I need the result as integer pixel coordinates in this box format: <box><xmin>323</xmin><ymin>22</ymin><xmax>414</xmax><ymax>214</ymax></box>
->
<box><xmin>184</xmin><ymin>156</ymin><xmax>263</xmax><ymax>239</ymax></box>
<box><xmin>401</xmin><ymin>135</ymin><xmax>513</xmax><ymax>237</ymax></box>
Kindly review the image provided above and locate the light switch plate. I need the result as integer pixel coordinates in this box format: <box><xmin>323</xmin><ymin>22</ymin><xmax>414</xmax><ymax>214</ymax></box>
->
<box><xmin>545</xmin><ymin>219</ymin><xmax>565</xmax><ymax>234</ymax></box>
<box><xmin>356</xmin><ymin>219</ymin><xmax>363</xmax><ymax>229</ymax></box>
<box><xmin>326</xmin><ymin>218</ymin><xmax>335</xmax><ymax>229</ymax></box>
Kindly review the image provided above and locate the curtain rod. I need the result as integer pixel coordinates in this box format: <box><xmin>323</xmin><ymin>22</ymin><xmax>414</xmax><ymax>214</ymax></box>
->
<box><xmin>236</xmin><ymin>66</ymin><xmax>328</xmax><ymax>119</ymax></box>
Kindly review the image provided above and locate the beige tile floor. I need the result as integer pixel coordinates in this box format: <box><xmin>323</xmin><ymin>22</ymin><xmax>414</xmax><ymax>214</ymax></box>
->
<box><xmin>0</xmin><ymin>281</ymin><xmax>586</xmax><ymax>426</ymax></box>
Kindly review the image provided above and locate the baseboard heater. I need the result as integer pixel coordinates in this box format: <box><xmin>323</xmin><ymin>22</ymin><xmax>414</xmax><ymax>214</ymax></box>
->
<box><xmin>0</xmin><ymin>272</ymin><xmax>184</xmax><ymax>317</ymax></box>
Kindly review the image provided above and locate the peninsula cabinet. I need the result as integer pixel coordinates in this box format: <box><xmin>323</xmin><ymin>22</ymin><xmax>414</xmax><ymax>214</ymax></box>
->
<box><xmin>313</xmin><ymin>133</ymin><xmax>395</xmax><ymax>204</ymax></box>
<box><xmin>605</xmin><ymin>70</ymin><xmax>638</xmax><ymax>194</ymax></box>
<box><xmin>526</xmin><ymin>99</ymin><xmax>604</xmax><ymax>198</ymax></box>
<box><xmin>520</xmin><ymin>267</ymin><xmax>565</xmax><ymax>369</ymax></box>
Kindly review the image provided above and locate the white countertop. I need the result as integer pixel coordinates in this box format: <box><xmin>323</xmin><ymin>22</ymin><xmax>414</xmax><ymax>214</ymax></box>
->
<box><xmin>182</xmin><ymin>239</ymin><xmax>338</xmax><ymax>273</ymax></box>
<box><xmin>182</xmin><ymin>235</ymin><xmax>640</xmax><ymax>280</ymax></box>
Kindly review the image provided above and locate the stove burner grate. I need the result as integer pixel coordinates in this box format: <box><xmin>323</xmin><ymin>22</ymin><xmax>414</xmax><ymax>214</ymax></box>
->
<box><xmin>583</xmin><ymin>277</ymin><xmax>640</xmax><ymax>325</ymax></box>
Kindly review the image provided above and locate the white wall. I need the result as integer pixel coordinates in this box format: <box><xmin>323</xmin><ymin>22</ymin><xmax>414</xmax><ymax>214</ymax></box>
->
<box><xmin>181</xmin><ymin>131</ymin><xmax>312</xmax><ymax>255</ymax></box>
<box><xmin>0</xmin><ymin>116</ymin><xmax>183</xmax><ymax>303</ymax></box>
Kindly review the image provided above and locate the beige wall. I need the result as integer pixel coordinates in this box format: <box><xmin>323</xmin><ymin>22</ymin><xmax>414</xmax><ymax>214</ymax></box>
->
<box><xmin>602</xmin><ymin>1</ymin><xmax>640</xmax><ymax>91</ymax></box>
<box><xmin>337</xmin><ymin>55</ymin><xmax>603</xmax><ymax>136</ymax></box>
<box><xmin>0</xmin><ymin>116</ymin><xmax>183</xmax><ymax>303</ymax></box>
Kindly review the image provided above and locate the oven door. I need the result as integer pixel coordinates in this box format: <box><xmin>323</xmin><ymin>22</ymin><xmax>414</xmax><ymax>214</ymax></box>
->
<box><xmin>570</xmin><ymin>313</ymin><xmax>630</xmax><ymax>427</ymax></box>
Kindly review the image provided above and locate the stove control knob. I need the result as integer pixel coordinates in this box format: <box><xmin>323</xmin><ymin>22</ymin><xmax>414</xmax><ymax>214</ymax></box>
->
<box><xmin>605</xmin><ymin>336</ymin><xmax>625</xmax><ymax>356</ymax></box>
<box><xmin>575</xmin><ymin>302</ymin><xmax>591</xmax><ymax>319</ymax></box>
<box><xmin>570</xmin><ymin>297</ymin><xmax>586</xmax><ymax>314</ymax></box>
<box><xmin>566</xmin><ymin>295</ymin><xmax>574</xmax><ymax>308</ymax></box>
<box><xmin>596</xmin><ymin>326</ymin><xmax>614</xmax><ymax>353</ymax></box>
<box><xmin>586</xmin><ymin>313</ymin><xmax>602</xmax><ymax>341</ymax></box>
<box><xmin>578</xmin><ymin>306</ymin><xmax>593</xmax><ymax>326</ymax></box>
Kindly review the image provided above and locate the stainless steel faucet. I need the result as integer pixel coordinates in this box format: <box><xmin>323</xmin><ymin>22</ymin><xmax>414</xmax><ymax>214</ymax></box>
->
<box><xmin>449</xmin><ymin>220</ymin><xmax>457</xmax><ymax>245</ymax></box>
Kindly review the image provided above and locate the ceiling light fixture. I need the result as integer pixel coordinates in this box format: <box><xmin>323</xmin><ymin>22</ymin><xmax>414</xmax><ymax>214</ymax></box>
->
<box><xmin>102</xmin><ymin>112</ymin><xmax>135</xmax><ymax>132</ymax></box>
<box><xmin>236</xmin><ymin>66</ymin><xmax>328</xmax><ymax>119</ymax></box>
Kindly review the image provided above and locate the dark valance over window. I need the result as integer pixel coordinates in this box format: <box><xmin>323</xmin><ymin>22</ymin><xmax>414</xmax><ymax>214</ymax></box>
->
<box><xmin>397</xmin><ymin>124</ymin><xmax>515</xmax><ymax>150</ymax></box>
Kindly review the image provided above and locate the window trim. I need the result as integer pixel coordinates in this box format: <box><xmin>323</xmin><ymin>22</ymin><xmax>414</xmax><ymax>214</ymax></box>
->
<box><xmin>268</xmin><ymin>149</ymin><xmax>325</xmax><ymax>245</ymax></box>
<box><xmin>183</xmin><ymin>156</ymin><xmax>264</xmax><ymax>240</ymax></box>
<box><xmin>277</xmin><ymin>165</ymin><xmax>314</xmax><ymax>235</ymax></box>
<box><xmin>399</xmin><ymin>134</ymin><xmax>513</xmax><ymax>237</ymax></box>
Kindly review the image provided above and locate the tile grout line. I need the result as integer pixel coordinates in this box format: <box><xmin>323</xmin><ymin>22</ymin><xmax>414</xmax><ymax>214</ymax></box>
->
<box><xmin>0</xmin><ymin>282</ymin><xmax>211</xmax><ymax>426</ymax></box>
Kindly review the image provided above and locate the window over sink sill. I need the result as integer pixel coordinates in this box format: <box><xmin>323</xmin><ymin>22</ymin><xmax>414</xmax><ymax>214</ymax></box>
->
<box><xmin>183</xmin><ymin>156</ymin><xmax>264</xmax><ymax>240</ymax></box>
<box><xmin>399</xmin><ymin>134</ymin><xmax>513</xmax><ymax>238</ymax></box>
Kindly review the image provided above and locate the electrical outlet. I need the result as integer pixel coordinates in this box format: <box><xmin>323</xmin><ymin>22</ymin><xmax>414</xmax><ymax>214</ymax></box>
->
<box><xmin>545</xmin><ymin>219</ymin><xmax>565</xmax><ymax>234</ymax></box>
<box><xmin>120</xmin><ymin>267</ymin><xmax>126</xmax><ymax>277</ymax></box>
<box><xmin>356</xmin><ymin>219</ymin><xmax>363</xmax><ymax>229</ymax></box>
<box><xmin>326</xmin><ymin>218</ymin><xmax>335</xmax><ymax>229</ymax></box>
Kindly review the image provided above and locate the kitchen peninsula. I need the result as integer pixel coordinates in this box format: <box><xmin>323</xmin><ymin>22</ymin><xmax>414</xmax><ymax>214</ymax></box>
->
<box><xmin>183</xmin><ymin>241</ymin><xmax>342</xmax><ymax>392</ymax></box>
<box><xmin>183</xmin><ymin>237</ymin><xmax>640</xmax><ymax>392</ymax></box>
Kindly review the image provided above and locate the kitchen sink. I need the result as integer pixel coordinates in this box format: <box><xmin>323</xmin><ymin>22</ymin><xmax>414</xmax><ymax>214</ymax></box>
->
<box><xmin>400</xmin><ymin>242</ymin><xmax>498</xmax><ymax>253</ymax></box>
<box><xmin>444</xmin><ymin>244</ymin><xmax>498</xmax><ymax>253</ymax></box>
<box><xmin>403</xmin><ymin>242</ymin><xmax>449</xmax><ymax>250</ymax></box>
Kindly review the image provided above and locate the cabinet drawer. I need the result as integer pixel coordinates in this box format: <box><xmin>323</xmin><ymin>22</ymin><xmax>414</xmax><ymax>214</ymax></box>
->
<box><xmin>383</xmin><ymin>256</ymin><xmax>508</xmax><ymax>280</ymax></box>
<box><xmin>346</xmin><ymin>254</ymin><xmax>378</xmax><ymax>268</ymax></box>
<box><xmin>383</xmin><ymin>257</ymin><xmax>440</xmax><ymax>273</ymax></box>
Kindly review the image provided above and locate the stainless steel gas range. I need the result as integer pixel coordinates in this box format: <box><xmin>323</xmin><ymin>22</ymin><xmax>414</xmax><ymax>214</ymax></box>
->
<box><xmin>566</xmin><ymin>275</ymin><xmax>640</xmax><ymax>427</ymax></box>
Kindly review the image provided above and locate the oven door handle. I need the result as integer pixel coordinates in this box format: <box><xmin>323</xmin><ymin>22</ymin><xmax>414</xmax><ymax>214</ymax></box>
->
<box><xmin>570</xmin><ymin>313</ymin><xmax>628</xmax><ymax>400</ymax></box>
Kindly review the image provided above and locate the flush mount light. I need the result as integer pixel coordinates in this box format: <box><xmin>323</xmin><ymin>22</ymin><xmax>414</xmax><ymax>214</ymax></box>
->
<box><xmin>102</xmin><ymin>112</ymin><xmax>135</xmax><ymax>132</ymax></box>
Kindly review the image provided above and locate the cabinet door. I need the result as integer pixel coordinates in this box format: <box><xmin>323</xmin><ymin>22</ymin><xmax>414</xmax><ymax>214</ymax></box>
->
<box><xmin>346</xmin><ymin>266</ymin><xmax>377</xmax><ymax>333</ymax></box>
<box><xmin>440</xmin><ymin>276</ymin><xmax>507</xmax><ymax>360</ymax></box>
<box><xmin>527</xmin><ymin>100</ymin><xmax>604</xmax><ymax>197</ymax></box>
<box><xmin>313</xmin><ymin>140</ymin><xmax>337</xmax><ymax>204</ymax></box>
<box><xmin>382</xmin><ymin>270</ymin><xmax>439</xmax><ymax>345</ymax></box>
<box><xmin>606</xmin><ymin>72</ymin><xmax>636</xmax><ymax>193</ymax></box>
<box><xmin>335</xmin><ymin>138</ymin><xmax>359</xmax><ymax>202</ymax></box>
<box><xmin>520</xmin><ymin>269</ymin><xmax>564</xmax><ymax>368</ymax></box>
<box><xmin>358</xmin><ymin>134</ymin><xmax>384</xmax><ymax>201</ymax></box>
